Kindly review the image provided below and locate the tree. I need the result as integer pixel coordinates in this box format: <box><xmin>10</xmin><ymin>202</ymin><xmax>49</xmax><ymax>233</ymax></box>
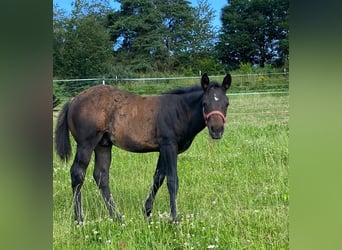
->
<box><xmin>190</xmin><ymin>0</ymin><xmax>217</xmax><ymax>55</ymax></box>
<box><xmin>53</xmin><ymin>0</ymin><xmax>114</xmax><ymax>78</ymax></box>
<box><xmin>271</xmin><ymin>0</ymin><xmax>289</xmax><ymax>67</ymax></box>
<box><xmin>107</xmin><ymin>0</ymin><xmax>168</xmax><ymax>72</ymax></box>
<box><xmin>64</xmin><ymin>16</ymin><xmax>114</xmax><ymax>78</ymax></box>
<box><xmin>217</xmin><ymin>0</ymin><xmax>289</xmax><ymax>70</ymax></box>
<box><xmin>184</xmin><ymin>0</ymin><xmax>224</xmax><ymax>74</ymax></box>
<box><xmin>161</xmin><ymin>0</ymin><xmax>194</xmax><ymax>57</ymax></box>
<box><xmin>53</xmin><ymin>0</ymin><xmax>227</xmax><ymax>76</ymax></box>
<box><xmin>108</xmin><ymin>0</ymin><xmax>195</xmax><ymax>73</ymax></box>
<box><xmin>53</xmin><ymin>4</ymin><xmax>68</xmax><ymax>77</ymax></box>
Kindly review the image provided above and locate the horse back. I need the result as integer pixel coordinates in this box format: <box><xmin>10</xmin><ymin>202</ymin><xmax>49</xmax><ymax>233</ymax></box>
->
<box><xmin>67</xmin><ymin>85</ymin><xmax>160</xmax><ymax>152</ymax></box>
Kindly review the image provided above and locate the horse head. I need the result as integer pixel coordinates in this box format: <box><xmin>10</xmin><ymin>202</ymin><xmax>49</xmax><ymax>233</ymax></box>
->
<box><xmin>201</xmin><ymin>73</ymin><xmax>232</xmax><ymax>139</ymax></box>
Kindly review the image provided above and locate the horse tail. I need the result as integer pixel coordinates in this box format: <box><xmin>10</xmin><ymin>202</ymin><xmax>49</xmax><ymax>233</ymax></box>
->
<box><xmin>55</xmin><ymin>102</ymin><xmax>72</xmax><ymax>162</ymax></box>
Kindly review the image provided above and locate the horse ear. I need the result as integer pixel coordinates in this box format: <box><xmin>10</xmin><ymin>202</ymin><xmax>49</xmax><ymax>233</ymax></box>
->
<box><xmin>222</xmin><ymin>73</ymin><xmax>232</xmax><ymax>91</ymax></box>
<box><xmin>201</xmin><ymin>73</ymin><xmax>210</xmax><ymax>90</ymax></box>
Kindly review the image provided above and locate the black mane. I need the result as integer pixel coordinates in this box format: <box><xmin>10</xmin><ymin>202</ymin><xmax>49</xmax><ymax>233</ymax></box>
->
<box><xmin>162</xmin><ymin>85</ymin><xmax>203</xmax><ymax>95</ymax></box>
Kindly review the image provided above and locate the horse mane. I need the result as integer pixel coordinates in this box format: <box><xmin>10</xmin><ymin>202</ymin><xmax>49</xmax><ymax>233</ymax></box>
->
<box><xmin>162</xmin><ymin>85</ymin><xmax>203</xmax><ymax>95</ymax></box>
<box><xmin>162</xmin><ymin>83</ymin><xmax>222</xmax><ymax>95</ymax></box>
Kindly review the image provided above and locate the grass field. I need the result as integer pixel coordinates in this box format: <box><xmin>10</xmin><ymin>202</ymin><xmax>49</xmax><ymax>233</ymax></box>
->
<box><xmin>53</xmin><ymin>92</ymin><xmax>289</xmax><ymax>249</ymax></box>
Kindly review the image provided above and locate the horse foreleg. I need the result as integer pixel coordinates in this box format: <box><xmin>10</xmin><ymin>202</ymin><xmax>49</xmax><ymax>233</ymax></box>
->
<box><xmin>144</xmin><ymin>157</ymin><xmax>166</xmax><ymax>218</ymax></box>
<box><xmin>153</xmin><ymin>143</ymin><xmax>179</xmax><ymax>222</ymax></box>
<box><xmin>70</xmin><ymin>146</ymin><xmax>93</xmax><ymax>223</ymax></box>
<box><xmin>94</xmin><ymin>144</ymin><xmax>121</xmax><ymax>222</ymax></box>
<box><xmin>167</xmin><ymin>171</ymin><xmax>179</xmax><ymax>222</ymax></box>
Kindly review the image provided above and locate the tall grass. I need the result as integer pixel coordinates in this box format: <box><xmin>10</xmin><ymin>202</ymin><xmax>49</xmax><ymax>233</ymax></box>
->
<box><xmin>53</xmin><ymin>93</ymin><xmax>289</xmax><ymax>249</ymax></box>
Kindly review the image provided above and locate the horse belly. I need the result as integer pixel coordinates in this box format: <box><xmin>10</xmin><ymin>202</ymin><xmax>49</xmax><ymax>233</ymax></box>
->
<box><xmin>110</xmin><ymin>99</ymin><xmax>159</xmax><ymax>152</ymax></box>
<box><xmin>113</xmin><ymin>134</ymin><xmax>158</xmax><ymax>153</ymax></box>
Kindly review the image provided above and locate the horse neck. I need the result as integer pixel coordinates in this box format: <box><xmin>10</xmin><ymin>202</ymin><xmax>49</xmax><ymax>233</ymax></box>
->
<box><xmin>183</xmin><ymin>90</ymin><xmax>206</xmax><ymax>133</ymax></box>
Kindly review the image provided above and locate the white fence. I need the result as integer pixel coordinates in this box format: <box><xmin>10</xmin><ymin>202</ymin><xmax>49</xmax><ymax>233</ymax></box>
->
<box><xmin>53</xmin><ymin>72</ymin><xmax>288</xmax><ymax>84</ymax></box>
<box><xmin>53</xmin><ymin>72</ymin><xmax>289</xmax><ymax>105</ymax></box>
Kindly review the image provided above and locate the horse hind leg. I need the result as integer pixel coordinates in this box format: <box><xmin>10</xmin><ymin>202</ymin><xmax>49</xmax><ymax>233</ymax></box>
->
<box><xmin>70</xmin><ymin>145</ymin><xmax>93</xmax><ymax>223</ymax></box>
<box><xmin>93</xmin><ymin>142</ymin><xmax>122</xmax><ymax>222</ymax></box>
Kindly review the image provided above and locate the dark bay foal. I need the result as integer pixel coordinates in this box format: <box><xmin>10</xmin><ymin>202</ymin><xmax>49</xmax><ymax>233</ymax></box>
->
<box><xmin>55</xmin><ymin>73</ymin><xmax>232</xmax><ymax>222</ymax></box>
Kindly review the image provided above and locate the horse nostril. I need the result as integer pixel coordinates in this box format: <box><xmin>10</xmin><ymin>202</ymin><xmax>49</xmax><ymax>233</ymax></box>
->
<box><xmin>210</xmin><ymin>125</ymin><xmax>223</xmax><ymax>133</ymax></box>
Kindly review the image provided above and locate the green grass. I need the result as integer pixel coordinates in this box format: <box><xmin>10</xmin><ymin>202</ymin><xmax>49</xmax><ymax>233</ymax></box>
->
<box><xmin>53</xmin><ymin>93</ymin><xmax>289</xmax><ymax>249</ymax></box>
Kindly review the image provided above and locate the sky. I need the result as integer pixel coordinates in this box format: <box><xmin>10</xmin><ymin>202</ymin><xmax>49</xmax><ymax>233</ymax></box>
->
<box><xmin>54</xmin><ymin>0</ymin><xmax>227</xmax><ymax>29</ymax></box>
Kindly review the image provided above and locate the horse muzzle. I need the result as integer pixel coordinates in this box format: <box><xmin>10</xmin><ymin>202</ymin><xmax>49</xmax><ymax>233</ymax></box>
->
<box><xmin>208</xmin><ymin>124</ymin><xmax>224</xmax><ymax>139</ymax></box>
<box><xmin>203</xmin><ymin>110</ymin><xmax>226</xmax><ymax>139</ymax></box>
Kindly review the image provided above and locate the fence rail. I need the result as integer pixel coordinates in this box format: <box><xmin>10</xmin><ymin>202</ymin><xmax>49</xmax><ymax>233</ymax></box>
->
<box><xmin>53</xmin><ymin>72</ymin><xmax>288</xmax><ymax>84</ymax></box>
<box><xmin>53</xmin><ymin>73</ymin><xmax>289</xmax><ymax>107</ymax></box>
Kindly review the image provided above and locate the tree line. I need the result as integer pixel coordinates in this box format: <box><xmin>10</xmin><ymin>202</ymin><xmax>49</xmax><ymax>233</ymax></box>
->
<box><xmin>53</xmin><ymin>0</ymin><xmax>289</xmax><ymax>79</ymax></box>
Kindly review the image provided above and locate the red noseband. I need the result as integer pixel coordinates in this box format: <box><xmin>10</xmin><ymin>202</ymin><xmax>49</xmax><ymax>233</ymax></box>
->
<box><xmin>203</xmin><ymin>110</ymin><xmax>227</xmax><ymax>125</ymax></box>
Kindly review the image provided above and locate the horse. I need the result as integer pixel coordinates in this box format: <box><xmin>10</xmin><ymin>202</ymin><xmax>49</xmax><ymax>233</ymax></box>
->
<box><xmin>54</xmin><ymin>73</ymin><xmax>232</xmax><ymax>223</ymax></box>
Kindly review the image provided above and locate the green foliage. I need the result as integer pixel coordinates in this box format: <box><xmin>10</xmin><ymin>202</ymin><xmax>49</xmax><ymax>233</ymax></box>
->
<box><xmin>188</xmin><ymin>0</ymin><xmax>217</xmax><ymax>56</ymax></box>
<box><xmin>53</xmin><ymin>0</ymin><xmax>289</xmax><ymax>79</ymax></box>
<box><xmin>238</xmin><ymin>62</ymin><xmax>253</xmax><ymax>74</ymax></box>
<box><xmin>53</xmin><ymin>0</ymin><xmax>223</xmax><ymax>78</ymax></box>
<box><xmin>53</xmin><ymin>93</ymin><xmax>289</xmax><ymax>249</ymax></box>
<box><xmin>226</xmin><ymin>64</ymin><xmax>289</xmax><ymax>93</ymax></box>
<box><xmin>217</xmin><ymin>0</ymin><xmax>289</xmax><ymax>70</ymax></box>
<box><xmin>53</xmin><ymin>1</ymin><xmax>114</xmax><ymax>78</ymax></box>
<box><xmin>236</xmin><ymin>62</ymin><xmax>281</xmax><ymax>75</ymax></box>
<box><xmin>179</xmin><ymin>54</ymin><xmax>225</xmax><ymax>76</ymax></box>
<box><xmin>53</xmin><ymin>94</ymin><xmax>61</xmax><ymax>109</ymax></box>
<box><xmin>107</xmin><ymin>0</ymin><xmax>197</xmax><ymax>74</ymax></box>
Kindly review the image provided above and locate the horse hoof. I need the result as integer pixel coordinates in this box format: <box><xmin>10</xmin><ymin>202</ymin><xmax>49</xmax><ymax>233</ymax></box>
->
<box><xmin>74</xmin><ymin>215</ymin><xmax>84</xmax><ymax>225</ymax></box>
<box><xmin>144</xmin><ymin>212</ymin><xmax>152</xmax><ymax>219</ymax></box>
<box><xmin>117</xmin><ymin>213</ymin><xmax>123</xmax><ymax>224</ymax></box>
<box><xmin>74</xmin><ymin>219</ymin><xmax>85</xmax><ymax>226</ymax></box>
<box><xmin>171</xmin><ymin>213</ymin><xmax>182</xmax><ymax>224</ymax></box>
<box><xmin>111</xmin><ymin>212</ymin><xmax>123</xmax><ymax>224</ymax></box>
<box><xmin>142</xmin><ymin>207</ymin><xmax>152</xmax><ymax>219</ymax></box>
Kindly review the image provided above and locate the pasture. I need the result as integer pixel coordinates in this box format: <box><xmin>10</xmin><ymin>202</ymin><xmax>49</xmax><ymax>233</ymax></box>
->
<box><xmin>53</xmin><ymin>91</ymin><xmax>289</xmax><ymax>249</ymax></box>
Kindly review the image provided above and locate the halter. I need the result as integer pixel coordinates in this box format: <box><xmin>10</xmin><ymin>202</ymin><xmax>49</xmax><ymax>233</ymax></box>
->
<box><xmin>203</xmin><ymin>109</ymin><xmax>227</xmax><ymax>125</ymax></box>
